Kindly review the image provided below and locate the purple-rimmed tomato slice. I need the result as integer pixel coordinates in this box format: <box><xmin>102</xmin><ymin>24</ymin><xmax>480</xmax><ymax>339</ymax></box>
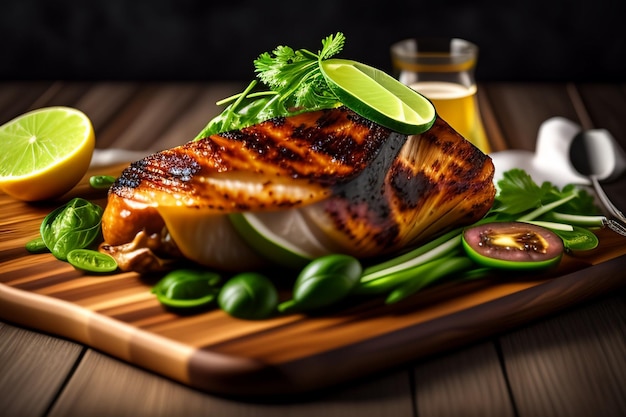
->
<box><xmin>462</xmin><ymin>222</ymin><xmax>564</xmax><ymax>271</ymax></box>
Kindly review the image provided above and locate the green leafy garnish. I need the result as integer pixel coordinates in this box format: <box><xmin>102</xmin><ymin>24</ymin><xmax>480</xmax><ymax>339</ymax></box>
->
<box><xmin>490</xmin><ymin>169</ymin><xmax>600</xmax><ymax>219</ymax></box>
<box><xmin>195</xmin><ymin>33</ymin><xmax>345</xmax><ymax>139</ymax></box>
<box><xmin>254</xmin><ymin>33</ymin><xmax>344</xmax><ymax>109</ymax></box>
<box><xmin>40</xmin><ymin>198</ymin><xmax>104</xmax><ymax>261</ymax></box>
<box><xmin>25</xmin><ymin>237</ymin><xmax>47</xmax><ymax>254</ymax></box>
<box><xmin>89</xmin><ymin>175</ymin><xmax>116</xmax><ymax>190</ymax></box>
<box><xmin>491</xmin><ymin>168</ymin><xmax>548</xmax><ymax>214</ymax></box>
<box><xmin>153</xmin><ymin>269</ymin><xmax>222</xmax><ymax>311</ymax></box>
<box><xmin>355</xmin><ymin>168</ymin><xmax>607</xmax><ymax>302</ymax></box>
<box><xmin>67</xmin><ymin>249</ymin><xmax>118</xmax><ymax>273</ymax></box>
<box><xmin>195</xmin><ymin>32</ymin><xmax>436</xmax><ymax>138</ymax></box>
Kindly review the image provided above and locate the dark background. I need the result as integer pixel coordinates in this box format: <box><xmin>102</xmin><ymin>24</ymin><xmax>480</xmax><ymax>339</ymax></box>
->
<box><xmin>1</xmin><ymin>0</ymin><xmax>625</xmax><ymax>82</ymax></box>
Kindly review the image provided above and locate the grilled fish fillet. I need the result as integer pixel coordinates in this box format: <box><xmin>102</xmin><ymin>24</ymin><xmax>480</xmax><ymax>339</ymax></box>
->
<box><xmin>100</xmin><ymin>107</ymin><xmax>495</xmax><ymax>272</ymax></box>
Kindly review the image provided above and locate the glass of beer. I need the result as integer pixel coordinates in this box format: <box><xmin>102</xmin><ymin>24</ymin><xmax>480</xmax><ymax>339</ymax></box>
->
<box><xmin>390</xmin><ymin>38</ymin><xmax>490</xmax><ymax>153</ymax></box>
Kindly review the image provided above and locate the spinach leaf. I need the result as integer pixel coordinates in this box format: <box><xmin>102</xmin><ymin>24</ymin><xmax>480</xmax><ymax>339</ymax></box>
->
<box><xmin>40</xmin><ymin>198</ymin><xmax>104</xmax><ymax>261</ymax></box>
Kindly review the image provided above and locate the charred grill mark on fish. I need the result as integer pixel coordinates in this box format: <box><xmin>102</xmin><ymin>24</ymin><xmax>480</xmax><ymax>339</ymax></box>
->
<box><xmin>110</xmin><ymin>107</ymin><xmax>392</xmax><ymax>209</ymax></box>
<box><xmin>316</xmin><ymin>129</ymin><xmax>408</xmax><ymax>251</ymax></box>
<box><xmin>312</xmin><ymin>116</ymin><xmax>497</xmax><ymax>256</ymax></box>
<box><xmin>211</xmin><ymin>108</ymin><xmax>391</xmax><ymax>184</ymax></box>
<box><xmin>101</xmin><ymin>108</ymin><xmax>496</xmax><ymax>271</ymax></box>
<box><xmin>389</xmin><ymin>168</ymin><xmax>434</xmax><ymax>210</ymax></box>
<box><xmin>103</xmin><ymin>107</ymin><xmax>401</xmax><ymax>249</ymax></box>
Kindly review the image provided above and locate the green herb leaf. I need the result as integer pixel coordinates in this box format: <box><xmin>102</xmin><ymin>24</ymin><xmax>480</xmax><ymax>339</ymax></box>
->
<box><xmin>153</xmin><ymin>269</ymin><xmax>222</xmax><ymax>311</ymax></box>
<box><xmin>552</xmin><ymin>184</ymin><xmax>599</xmax><ymax>215</ymax></box>
<box><xmin>67</xmin><ymin>249</ymin><xmax>118</xmax><ymax>273</ymax></box>
<box><xmin>40</xmin><ymin>198</ymin><xmax>104</xmax><ymax>261</ymax></box>
<box><xmin>89</xmin><ymin>175</ymin><xmax>116</xmax><ymax>190</ymax></box>
<box><xmin>218</xmin><ymin>272</ymin><xmax>279</xmax><ymax>319</ymax></box>
<box><xmin>278</xmin><ymin>254</ymin><xmax>362</xmax><ymax>313</ymax></box>
<box><xmin>25</xmin><ymin>237</ymin><xmax>48</xmax><ymax>253</ymax></box>
<box><xmin>552</xmin><ymin>225</ymin><xmax>599</xmax><ymax>251</ymax></box>
<box><xmin>254</xmin><ymin>32</ymin><xmax>344</xmax><ymax>110</ymax></box>
<box><xmin>194</xmin><ymin>33</ymin><xmax>345</xmax><ymax>139</ymax></box>
<box><xmin>493</xmin><ymin>169</ymin><xmax>545</xmax><ymax>214</ymax></box>
<box><xmin>492</xmin><ymin>168</ymin><xmax>601</xmax><ymax>217</ymax></box>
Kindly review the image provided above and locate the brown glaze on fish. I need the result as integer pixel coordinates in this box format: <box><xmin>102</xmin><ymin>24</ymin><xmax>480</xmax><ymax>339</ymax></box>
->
<box><xmin>101</xmin><ymin>107</ymin><xmax>496</xmax><ymax>272</ymax></box>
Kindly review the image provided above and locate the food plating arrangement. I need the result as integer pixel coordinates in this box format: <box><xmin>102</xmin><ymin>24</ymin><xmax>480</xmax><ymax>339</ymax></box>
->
<box><xmin>2</xmin><ymin>33</ymin><xmax>622</xmax><ymax>320</ymax></box>
<box><xmin>1</xmin><ymin>33</ymin><xmax>625</xmax><ymax>396</ymax></box>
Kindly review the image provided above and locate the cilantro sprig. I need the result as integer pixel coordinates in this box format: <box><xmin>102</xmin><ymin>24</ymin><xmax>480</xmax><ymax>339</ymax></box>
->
<box><xmin>254</xmin><ymin>33</ymin><xmax>344</xmax><ymax>109</ymax></box>
<box><xmin>489</xmin><ymin>168</ymin><xmax>600</xmax><ymax>220</ymax></box>
<box><xmin>195</xmin><ymin>33</ymin><xmax>345</xmax><ymax>139</ymax></box>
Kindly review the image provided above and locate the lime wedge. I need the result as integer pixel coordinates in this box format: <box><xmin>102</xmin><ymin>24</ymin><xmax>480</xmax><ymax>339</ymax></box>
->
<box><xmin>320</xmin><ymin>58</ymin><xmax>436</xmax><ymax>134</ymax></box>
<box><xmin>0</xmin><ymin>106</ymin><xmax>95</xmax><ymax>201</ymax></box>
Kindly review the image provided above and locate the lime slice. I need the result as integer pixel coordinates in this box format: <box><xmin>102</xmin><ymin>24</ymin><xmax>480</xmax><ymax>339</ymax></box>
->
<box><xmin>229</xmin><ymin>210</ymin><xmax>335</xmax><ymax>269</ymax></box>
<box><xmin>0</xmin><ymin>106</ymin><xmax>95</xmax><ymax>201</ymax></box>
<box><xmin>320</xmin><ymin>58</ymin><xmax>436</xmax><ymax>134</ymax></box>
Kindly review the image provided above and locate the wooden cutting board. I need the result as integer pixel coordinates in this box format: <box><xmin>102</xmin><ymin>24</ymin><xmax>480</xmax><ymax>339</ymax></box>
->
<box><xmin>1</xmin><ymin>164</ymin><xmax>626</xmax><ymax>398</ymax></box>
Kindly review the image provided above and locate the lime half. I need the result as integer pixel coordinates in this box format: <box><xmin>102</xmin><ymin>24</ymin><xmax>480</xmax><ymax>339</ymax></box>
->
<box><xmin>320</xmin><ymin>58</ymin><xmax>436</xmax><ymax>134</ymax></box>
<box><xmin>0</xmin><ymin>106</ymin><xmax>95</xmax><ymax>201</ymax></box>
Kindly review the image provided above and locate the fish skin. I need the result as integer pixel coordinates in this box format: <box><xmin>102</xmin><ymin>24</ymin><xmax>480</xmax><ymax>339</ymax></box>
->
<box><xmin>102</xmin><ymin>107</ymin><xmax>398</xmax><ymax>247</ymax></box>
<box><xmin>300</xmin><ymin>116</ymin><xmax>496</xmax><ymax>256</ymax></box>
<box><xmin>101</xmin><ymin>107</ymin><xmax>495</xmax><ymax>271</ymax></box>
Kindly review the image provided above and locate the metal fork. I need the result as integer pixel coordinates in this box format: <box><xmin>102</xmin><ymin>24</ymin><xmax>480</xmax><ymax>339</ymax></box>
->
<box><xmin>604</xmin><ymin>217</ymin><xmax>626</xmax><ymax>237</ymax></box>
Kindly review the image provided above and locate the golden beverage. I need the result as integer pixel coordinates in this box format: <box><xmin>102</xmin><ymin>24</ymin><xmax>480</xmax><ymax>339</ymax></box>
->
<box><xmin>391</xmin><ymin>38</ymin><xmax>491</xmax><ymax>153</ymax></box>
<box><xmin>410</xmin><ymin>81</ymin><xmax>490</xmax><ymax>153</ymax></box>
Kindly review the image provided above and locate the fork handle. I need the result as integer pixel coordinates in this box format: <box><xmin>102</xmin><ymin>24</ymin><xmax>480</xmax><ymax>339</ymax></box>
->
<box><xmin>590</xmin><ymin>175</ymin><xmax>626</xmax><ymax>225</ymax></box>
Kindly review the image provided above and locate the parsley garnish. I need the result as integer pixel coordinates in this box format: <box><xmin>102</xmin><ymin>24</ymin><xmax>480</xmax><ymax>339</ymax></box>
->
<box><xmin>490</xmin><ymin>168</ymin><xmax>600</xmax><ymax>218</ymax></box>
<box><xmin>195</xmin><ymin>33</ymin><xmax>345</xmax><ymax>139</ymax></box>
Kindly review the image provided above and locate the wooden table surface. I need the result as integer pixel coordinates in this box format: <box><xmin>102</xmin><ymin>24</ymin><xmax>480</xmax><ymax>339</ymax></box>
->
<box><xmin>1</xmin><ymin>81</ymin><xmax>625</xmax><ymax>417</ymax></box>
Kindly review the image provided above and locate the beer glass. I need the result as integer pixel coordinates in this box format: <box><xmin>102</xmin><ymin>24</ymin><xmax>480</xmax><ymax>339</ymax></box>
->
<box><xmin>391</xmin><ymin>38</ymin><xmax>490</xmax><ymax>153</ymax></box>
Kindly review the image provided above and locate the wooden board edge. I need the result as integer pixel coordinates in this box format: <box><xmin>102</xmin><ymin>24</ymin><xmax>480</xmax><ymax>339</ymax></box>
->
<box><xmin>2</xmin><ymin>253</ymin><xmax>625</xmax><ymax>398</ymax></box>
<box><xmin>185</xmin><ymin>254</ymin><xmax>626</xmax><ymax>397</ymax></box>
<box><xmin>0</xmin><ymin>282</ymin><xmax>261</xmax><ymax>388</ymax></box>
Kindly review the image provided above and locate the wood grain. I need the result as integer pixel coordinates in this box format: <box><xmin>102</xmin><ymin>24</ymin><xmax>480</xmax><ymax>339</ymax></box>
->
<box><xmin>48</xmin><ymin>349</ymin><xmax>416</xmax><ymax>417</ymax></box>
<box><xmin>482</xmin><ymin>83</ymin><xmax>579</xmax><ymax>150</ymax></box>
<box><xmin>413</xmin><ymin>342</ymin><xmax>515</xmax><ymax>417</ymax></box>
<box><xmin>0</xmin><ymin>82</ymin><xmax>54</xmax><ymax>122</ymax></box>
<box><xmin>1</xmin><ymin>82</ymin><xmax>626</xmax><ymax>404</ymax></box>
<box><xmin>501</xmin><ymin>293</ymin><xmax>626</xmax><ymax>417</ymax></box>
<box><xmin>1</xmin><ymin>159</ymin><xmax>626</xmax><ymax>397</ymax></box>
<box><xmin>0</xmin><ymin>323</ymin><xmax>83</xmax><ymax>417</ymax></box>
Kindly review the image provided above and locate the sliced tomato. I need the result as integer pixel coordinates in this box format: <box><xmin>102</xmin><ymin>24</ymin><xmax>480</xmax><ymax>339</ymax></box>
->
<box><xmin>462</xmin><ymin>222</ymin><xmax>564</xmax><ymax>270</ymax></box>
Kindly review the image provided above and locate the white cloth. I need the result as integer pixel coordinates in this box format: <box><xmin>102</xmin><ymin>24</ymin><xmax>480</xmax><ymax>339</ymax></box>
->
<box><xmin>489</xmin><ymin>117</ymin><xmax>590</xmax><ymax>189</ymax></box>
